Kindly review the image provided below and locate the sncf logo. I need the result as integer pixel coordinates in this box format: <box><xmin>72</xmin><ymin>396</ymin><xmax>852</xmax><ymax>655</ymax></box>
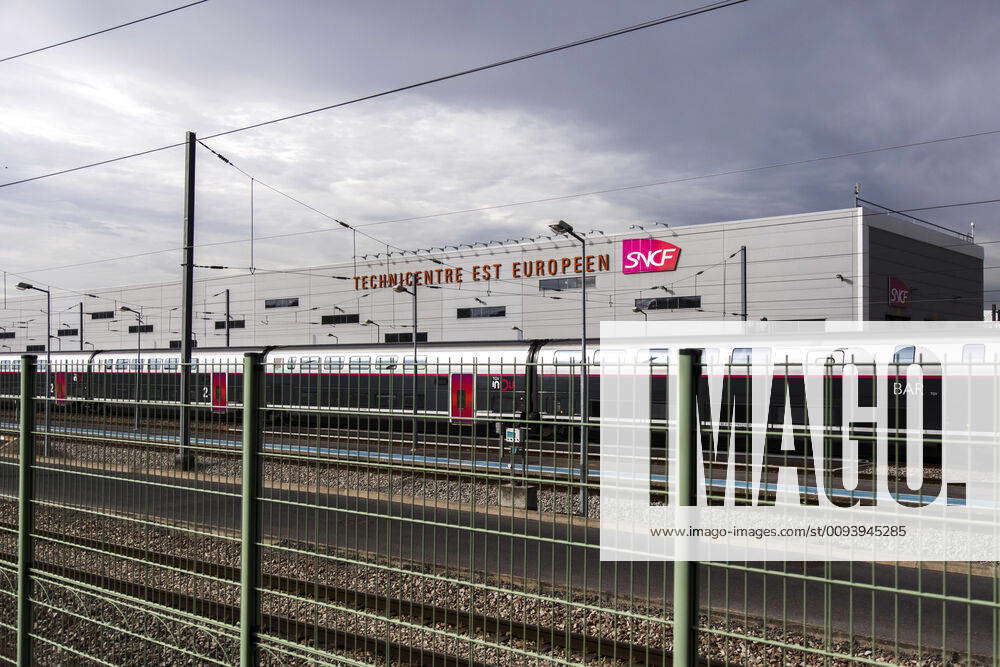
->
<box><xmin>622</xmin><ymin>238</ymin><xmax>681</xmax><ymax>274</ymax></box>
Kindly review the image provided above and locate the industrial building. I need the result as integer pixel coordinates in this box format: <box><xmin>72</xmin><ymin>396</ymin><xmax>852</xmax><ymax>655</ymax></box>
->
<box><xmin>2</xmin><ymin>207</ymin><xmax>984</xmax><ymax>351</ymax></box>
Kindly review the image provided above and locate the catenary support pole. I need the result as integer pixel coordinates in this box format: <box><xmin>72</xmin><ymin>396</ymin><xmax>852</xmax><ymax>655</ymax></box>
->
<box><xmin>412</xmin><ymin>284</ymin><xmax>418</xmax><ymax>453</ymax></box>
<box><xmin>225</xmin><ymin>288</ymin><xmax>231</xmax><ymax>347</ymax></box>
<box><xmin>240</xmin><ymin>353</ymin><xmax>262</xmax><ymax>665</ymax></box>
<box><xmin>673</xmin><ymin>349</ymin><xmax>700</xmax><ymax>666</ymax></box>
<box><xmin>579</xmin><ymin>233</ymin><xmax>588</xmax><ymax>515</ymax></box>
<box><xmin>741</xmin><ymin>245</ymin><xmax>748</xmax><ymax>321</ymax></box>
<box><xmin>17</xmin><ymin>355</ymin><xmax>35</xmax><ymax>667</ymax></box>
<box><xmin>178</xmin><ymin>131</ymin><xmax>196</xmax><ymax>470</ymax></box>
<box><xmin>78</xmin><ymin>302</ymin><xmax>83</xmax><ymax>351</ymax></box>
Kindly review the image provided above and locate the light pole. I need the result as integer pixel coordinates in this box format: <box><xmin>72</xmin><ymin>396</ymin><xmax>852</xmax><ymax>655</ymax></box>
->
<box><xmin>363</xmin><ymin>319</ymin><xmax>381</xmax><ymax>342</ymax></box>
<box><xmin>547</xmin><ymin>220</ymin><xmax>590</xmax><ymax>515</ymax></box>
<box><xmin>394</xmin><ymin>283</ymin><xmax>419</xmax><ymax>453</ymax></box>
<box><xmin>120</xmin><ymin>306</ymin><xmax>143</xmax><ymax>430</ymax></box>
<box><xmin>16</xmin><ymin>283</ymin><xmax>50</xmax><ymax>455</ymax></box>
<box><xmin>84</xmin><ymin>342</ymin><xmax>94</xmax><ymax>350</ymax></box>
<box><xmin>511</xmin><ymin>326</ymin><xmax>524</xmax><ymax>341</ymax></box>
<box><xmin>633</xmin><ymin>306</ymin><xmax>648</xmax><ymax>321</ymax></box>
<box><xmin>326</xmin><ymin>333</ymin><xmax>339</xmax><ymax>343</ymax></box>
<box><xmin>212</xmin><ymin>289</ymin><xmax>231</xmax><ymax>346</ymax></box>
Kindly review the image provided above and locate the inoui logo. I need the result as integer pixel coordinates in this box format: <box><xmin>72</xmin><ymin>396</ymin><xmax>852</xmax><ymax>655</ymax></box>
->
<box><xmin>622</xmin><ymin>238</ymin><xmax>681</xmax><ymax>274</ymax></box>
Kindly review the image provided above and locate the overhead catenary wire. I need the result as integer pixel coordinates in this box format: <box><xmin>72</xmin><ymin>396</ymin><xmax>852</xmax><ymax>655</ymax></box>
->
<box><xmin>0</xmin><ymin>0</ymin><xmax>212</xmax><ymax>64</ymax></box>
<box><xmin>0</xmin><ymin>0</ymin><xmax>747</xmax><ymax>190</ymax></box>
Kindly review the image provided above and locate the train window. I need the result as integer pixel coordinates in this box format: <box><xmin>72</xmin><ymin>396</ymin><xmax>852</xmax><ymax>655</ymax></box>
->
<box><xmin>892</xmin><ymin>346</ymin><xmax>915</xmax><ymax>365</ymax></box>
<box><xmin>323</xmin><ymin>356</ymin><xmax>343</xmax><ymax>371</ymax></box>
<box><xmin>148</xmin><ymin>358</ymin><xmax>160</xmax><ymax>371</ymax></box>
<box><xmin>349</xmin><ymin>356</ymin><xmax>371</xmax><ymax>370</ymax></box>
<box><xmin>730</xmin><ymin>348</ymin><xmax>752</xmax><ymax>366</ymax></box>
<box><xmin>649</xmin><ymin>348</ymin><xmax>670</xmax><ymax>365</ymax></box>
<box><xmin>286</xmin><ymin>358</ymin><xmax>297</xmax><ymax>372</ymax></box>
<box><xmin>403</xmin><ymin>356</ymin><xmax>427</xmax><ymax>370</ymax></box>
<box><xmin>164</xmin><ymin>359</ymin><xmax>178</xmax><ymax>371</ymax></box>
<box><xmin>273</xmin><ymin>358</ymin><xmax>284</xmax><ymax>372</ymax></box>
<box><xmin>115</xmin><ymin>359</ymin><xmax>127</xmax><ymax>371</ymax></box>
<box><xmin>301</xmin><ymin>356</ymin><xmax>320</xmax><ymax>370</ymax></box>
<box><xmin>962</xmin><ymin>344</ymin><xmax>985</xmax><ymax>363</ymax></box>
<box><xmin>377</xmin><ymin>356</ymin><xmax>398</xmax><ymax>370</ymax></box>
<box><xmin>553</xmin><ymin>350</ymin><xmax>578</xmax><ymax>368</ymax></box>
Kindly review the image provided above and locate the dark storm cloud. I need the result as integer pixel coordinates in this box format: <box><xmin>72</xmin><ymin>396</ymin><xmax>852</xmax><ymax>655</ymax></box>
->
<box><xmin>0</xmin><ymin>0</ymin><xmax>998</xmax><ymax>304</ymax></box>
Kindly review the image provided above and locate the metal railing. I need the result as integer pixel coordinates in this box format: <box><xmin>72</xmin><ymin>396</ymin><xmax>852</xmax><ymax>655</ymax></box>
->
<box><xmin>0</xmin><ymin>352</ymin><xmax>995</xmax><ymax>665</ymax></box>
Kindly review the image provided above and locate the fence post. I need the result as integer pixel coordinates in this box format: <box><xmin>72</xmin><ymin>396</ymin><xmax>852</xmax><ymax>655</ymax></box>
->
<box><xmin>240</xmin><ymin>353</ymin><xmax>262</xmax><ymax>665</ymax></box>
<box><xmin>17</xmin><ymin>355</ymin><xmax>35</xmax><ymax>667</ymax></box>
<box><xmin>673</xmin><ymin>349</ymin><xmax>699</xmax><ymax>666</ymax></box>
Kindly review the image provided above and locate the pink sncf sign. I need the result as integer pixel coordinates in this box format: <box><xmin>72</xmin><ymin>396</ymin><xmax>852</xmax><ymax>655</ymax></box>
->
<box><xmin>621</xmin><ymin>238</ymin><xmax>681</xmax><ymax>274</ymax></box>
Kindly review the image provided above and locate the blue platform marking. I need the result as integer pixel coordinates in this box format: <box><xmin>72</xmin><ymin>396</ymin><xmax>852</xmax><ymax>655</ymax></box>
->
<box><xmin>9</xmin><ymin>422</ymin><xmax>969</xmax><ymax>506</ymax></box>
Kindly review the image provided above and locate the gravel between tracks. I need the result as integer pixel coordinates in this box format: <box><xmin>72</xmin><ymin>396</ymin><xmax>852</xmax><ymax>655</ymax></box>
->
<box><xmin>0</xmin><ymin>496</ymin><xmax>982</xmax><ymax>666</ymax></box>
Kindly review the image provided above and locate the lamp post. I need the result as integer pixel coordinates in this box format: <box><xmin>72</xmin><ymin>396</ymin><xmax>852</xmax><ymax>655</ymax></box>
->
<box><xmin>16</xmin><ymin>283</ymin><xmax>50</xmax><ymax>455</ymax></box>
<box><xmin>547</xmin><ymin>220</ymin><xmax>589</xmax><ymax>515</ymax></box>
<box><xmin>326</xmin><ymin>333</ymin><xmax>339</xmax><ymax>342</ymax></box>
<box><xmin>511</xmin><ymin>326</ymin><xmax>524</xmax><ymax>341</ymax></box>
<box><xmin>212</xmin><ymin>289</ymin><xmax>231</xmax><ymax>346</ymax></box>
<box><xmin>120</xmin><ymin>306</ymin><xmax>143</xmax><ymax>430</ymax></box>
<box><xmin>394</xmin><ymin>283</ymin><xmax>420</xmax><ymax>453</ymax></box>
<box><xmin>633</xmin><ymin>306</ymin><xmax>648</xmax><ymax>321</ymax></box>
<box><xmin>363</xmin><ymin>319</ymin><xmax>380</xmax><ymax>342</ymax></box>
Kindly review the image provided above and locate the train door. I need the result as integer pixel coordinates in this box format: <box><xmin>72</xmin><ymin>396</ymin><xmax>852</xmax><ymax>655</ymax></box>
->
<box><xmin>450</xmin><ymin>373</ymin><xmax>474</xmax><ymax>423</ymax></box>
<box><xmin>211</xmin><ymin>372</ymin><xmax>228</xmax><ymax>413</ymax></box>
<box><xmin>54</xmin><ymin>372</ymin><xmax>67</xmax><ymax>406</ymax></box>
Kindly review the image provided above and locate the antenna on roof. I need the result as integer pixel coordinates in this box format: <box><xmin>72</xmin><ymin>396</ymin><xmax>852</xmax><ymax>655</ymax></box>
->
<box><xmin>970</xmin><ymin>221</ymin><xmax>975</xmax><ymax>241</ymax></box>
<box><xmin>854</xmin><ymin>182</ymin><xmax>861</xmax><ymax>207</ymax></box>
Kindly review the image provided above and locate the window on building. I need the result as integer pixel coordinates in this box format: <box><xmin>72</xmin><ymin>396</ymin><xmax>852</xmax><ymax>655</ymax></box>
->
<box><xmin>214</xmin><ymin>319</ymin><xmax>246</xmax><ymax>330</ymax></box>
<box><xmin>321</xmin><ymin>313</ymin><xmax>360</xmax><ymax>325</ymax></box>
<box><xmin>128</xmin><ymin>324</ymin><xmax>154</xmax><ymax>334</ymax></box>
<box><xmin>57</xmin><ymin>328</ymin><xmax>78</xmax><ymax>337</ymax></box>
<box><xmin>264</xmin><ymin>297</ymin><xmax>299</xmax><ymax>309</ymax></box>
<box><xmin>635</xmin><ymin>296</ymin><xmax>701</xmax><ymax>310</ymax></box>
<box><xmin>457</xmin><ymin>306</ymin><xmax>506</xmax><ymax>319</ymax></box>
<box><xmin>26</xmin><ymin>345</ymin><xmax>44</xmax><ymax>352</ymax></box>
<box><xmin>0</xmin><ymin>332</ymin><xmax>14</xmax><ymax>340</ymax></box>
<box><xmin>90</xmin><ymin>310</ymin><xmax>115</xmax><ymax>320</ymax></box>
<box><xmin>169</xmin><ymin>340</ymin><xmax>197</xmax><ymax>349</ymax></box>
<box><xmin>385</xmin><ymin>332</ymin><xmax>428</xmax><ymax>343</ymax></box>
<box><xmin>538</xmin><ymin>276</ymin><xmax>595</xmax><ymax>292</ymax></box>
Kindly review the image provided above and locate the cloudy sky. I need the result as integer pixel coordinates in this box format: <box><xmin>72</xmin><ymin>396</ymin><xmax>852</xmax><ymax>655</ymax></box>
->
<box><xmin>1</xmin><ymin>0</ymin><xmax>998</xmax><ymax>308</ymax></box>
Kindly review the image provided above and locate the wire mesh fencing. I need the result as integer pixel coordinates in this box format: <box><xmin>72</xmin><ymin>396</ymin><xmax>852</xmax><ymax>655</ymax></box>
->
<box><xmin>0</xmin><ymin>351</ymin><xmax>994</xmax><ymax>665</ymax></box>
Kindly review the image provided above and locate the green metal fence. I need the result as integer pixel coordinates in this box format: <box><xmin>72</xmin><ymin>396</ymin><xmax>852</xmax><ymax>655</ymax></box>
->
<box><xmin>0</xmin><ymin>352</ymin><xmax>995</xmax><ymax>665</ymax></box>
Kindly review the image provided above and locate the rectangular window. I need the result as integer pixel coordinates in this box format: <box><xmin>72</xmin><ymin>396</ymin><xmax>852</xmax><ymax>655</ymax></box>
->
<box><xmin>538</xmin><ymin>276</ymin><xmax>595</xmax><ymax>292</ymax></box>
<box><xmin>90</xmin><ymin>310</ymin><xmax>115</xmax><ymax>320</ymax></box>
<box><xmin>169</xmin><ymin>340</ymin><xmax>197</xmax><ymax>349</ymax></box>
<box><xmin>57</xmin><ymin>328</ymin><xmax>78</xmax><ymax>337</ymax></box>
<box><xmin>323</xmin><ymin>356</ymin><xmax>343</xmax><ymax>371</ymax></box>
<box><xmin>214</xmin><ymin>319</ymin><xmax>246</xmax><ymax>330</ymax></box>
<box><xmin>264</xmin><ymin>297</ymin><xmax>299</xmax><ymax>309</ymax></box>
<box><xmin>26</xmin><ymin>345</ymin><xmax>45</xmax><ymax>352</ymax></box>
<box><xmin>634</xmin><ymin>296</ymin><xmax>702</xmax><ymax>311</ymax></box>
<box><xmin>403</xmin><ymin>355</ymin><xmax>428</xmax><ymax>370</ymax></box>
<box><xmin>321</xmin><ymin>313</ymin><xmax>360</xmax><ymax>325</ymax></box>
<box><xmin>0</xmin><ymin>332</ymin><xmax>14</xmax><ymax>340</ymax></box>
<box><xmin>376</xmin><ymin>356</ymin><xmax>398</xmax><ymax>369</ymax></box>
<box><xmin>128</xmin><ymin>324</ymin><xmax>154</xmax><ymax>334</ymax></box>
<box><xmin>456</xmin><ymin>306</ymin><xmax>506</xmax><ymax>319</ymax></box>
<box><xmin>385</xmin><ymin>332</ymin><xmax>428</xmax><ymax>343</ymax></box>
<box><xmin>349</xmin><ymin>356</ymin><xmax>371</xmax><ymax>370</ymax></box>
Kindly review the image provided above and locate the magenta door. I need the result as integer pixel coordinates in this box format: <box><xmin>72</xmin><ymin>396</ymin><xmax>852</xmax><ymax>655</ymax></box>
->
<box><xmin>450</xmin><ymin>373</ymin><xmax>474</xmax><ymax>423</ymax></box>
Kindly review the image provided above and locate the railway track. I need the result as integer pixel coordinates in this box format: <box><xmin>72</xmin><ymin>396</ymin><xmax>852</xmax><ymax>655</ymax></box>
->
<box><xmin>9</xmin><ymin>524</ymin><xmax>680</xmax><ymax>666</ymax></box>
